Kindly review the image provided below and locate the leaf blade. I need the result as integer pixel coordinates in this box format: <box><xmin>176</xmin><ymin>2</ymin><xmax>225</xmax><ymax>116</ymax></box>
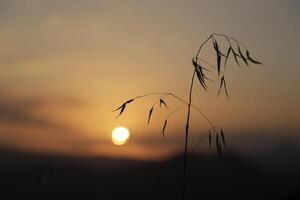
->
<box><xmin>224</xmin><ymin>47</ymin><xmax>232</xmax><ymax>70</ymax></box>
<box><xmin>162</xmin><ymin>120</ymin><xmax>167</xmax><ymax>139</ymax></box>
<box><xmin>238</xmin><ymin>45</ymin><xmax>249</xmax><ymax>66</ymax></box>
<box><xmin>223</xmin><ymin>77</ymin><xmax>230</xmax><ymax>98</ymax></box>
<box><xmin>232</xmin><ymin>48</ymin><xmax>240</xmax><ymax>66</ymax></box>
<box><xmin>125</xmin><ymin>99</ymin><xmax>134</xmax><ymax>104</ymax></box>
<box><xmin>193</xmin><ymin>60</ymin><xmax>208</xmax><ymax>91</ymax></box>
<box><xmin>195</xmin><ymin>69</ymin><xmax>207</xmax><ymax>90</ymax></box>
<box><xmin>220</xmin><ymin>128</ymin><xmax>226</xmax><ymax>147</ymax></box>
<box><xmin>147</xmin><ymin>106</ymin><xmax>154</xmax><ymax>125</ymax></box>
<box><xmin>217</xmin><ymin>76</ymin><xmax>225</xmax><ymax>96</ymax></box>
<box><xmin>116</xmin><ymin>105</ymin><xmax>126</xmax><ymax>118</ymax></box>
<box><xmin>217</xmin><ymin>53</ymin><xmax>221</xmax><ymax>76</ymax></box>
<box><xmin>160</xmin><ymin>98</ymin><xmax>168</xmax><ymax>109</ymax></box>
<box><xmin>246</xmin><ymin>50</ymin><xmax>262</xmax><ymax>64</ymax></box>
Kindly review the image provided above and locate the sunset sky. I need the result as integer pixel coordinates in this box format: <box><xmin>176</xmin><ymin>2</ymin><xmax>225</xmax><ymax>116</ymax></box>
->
<box><xmin>0</xmin><ymin>0</ymin><xmax>299</xmax><ymax>160</ymax></box>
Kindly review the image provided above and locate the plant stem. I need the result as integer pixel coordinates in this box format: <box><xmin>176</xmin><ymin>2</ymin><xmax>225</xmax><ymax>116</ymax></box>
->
<box><xmin>128</xmin><ymin>92</ymin><xmax>217</xmax><ymax>132</ymax></box>
<box><xmin>182</xmin><ymin>69</ymin><xmax>196</xmax><ymax>200</ymax></box>
<box><xmin>196</xmin><ymin>35</ymin><xmax>212</xmax><ymax>58</ymax></box>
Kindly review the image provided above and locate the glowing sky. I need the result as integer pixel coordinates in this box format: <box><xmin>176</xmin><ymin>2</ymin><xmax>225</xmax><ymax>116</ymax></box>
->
<box><xmin>0</xmin><ymin>0</ymin><xmax>299</xmax><ymax>159</ymax></box>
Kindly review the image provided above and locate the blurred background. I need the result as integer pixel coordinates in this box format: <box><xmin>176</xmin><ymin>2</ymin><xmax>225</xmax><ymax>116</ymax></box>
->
<box><xmin>0</xmin><ymin>0</ymin><xmax>299</xmax><ymax>199</ymax></box>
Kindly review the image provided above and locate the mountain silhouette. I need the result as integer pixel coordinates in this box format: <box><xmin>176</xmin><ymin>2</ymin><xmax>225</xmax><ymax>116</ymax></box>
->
<box><xmin>0</xmin><ymin>149</ymin><xmax>299</xmax><ymax>200</ymax></box>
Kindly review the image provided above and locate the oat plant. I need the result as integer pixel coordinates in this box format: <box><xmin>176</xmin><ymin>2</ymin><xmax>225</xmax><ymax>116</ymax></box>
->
<box><xmin>112</xmin><ymin>33</ymin><xmax>262</xmax><ymax>199</ymax></box>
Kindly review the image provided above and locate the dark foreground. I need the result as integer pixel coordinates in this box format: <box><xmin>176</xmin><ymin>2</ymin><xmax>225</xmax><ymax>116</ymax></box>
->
<box><xmin>0</xmin><ymin>149</ymin><xmax>299</xmax><ymax>200</ymax></box>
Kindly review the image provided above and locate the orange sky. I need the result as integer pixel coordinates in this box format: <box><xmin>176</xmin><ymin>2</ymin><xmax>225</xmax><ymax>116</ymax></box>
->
<box><xmin>0</xmin><ymin>0</ymin><xmax>299</xmax><ymax>160</ymax></box>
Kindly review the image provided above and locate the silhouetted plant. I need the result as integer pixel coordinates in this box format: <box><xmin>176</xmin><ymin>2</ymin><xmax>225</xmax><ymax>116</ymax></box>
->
<box><xmin>113</xmin><ymin>33</ymin><xmax>262</xmax><ymax>199</ymax></box>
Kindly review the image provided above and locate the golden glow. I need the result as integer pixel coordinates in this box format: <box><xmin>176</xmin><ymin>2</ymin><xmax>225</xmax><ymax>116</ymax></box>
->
<box><xmin>0</xmin><ymin>1</ymin><xmax>299</xmax><ymax>160</ymax></box>
<box><xmin>111</xmin><ymin>127</ymin><xmax>130</xmax><ymax>146</ymax></box>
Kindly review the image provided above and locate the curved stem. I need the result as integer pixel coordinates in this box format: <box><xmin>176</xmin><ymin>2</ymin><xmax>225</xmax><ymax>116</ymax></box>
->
<box><xmin>133</xmin><ymin>92</ymin><xmax>171</xmax><ymax>99</ymax></box>
<box><xmin>212</xmin><ymin>33</ymin><xmax>231</xmax><ymax>46</ymax></box>
<box><xmin>189</xmin><ymin>130</ymin><xmax>211</xmax><ymax>155</ymax></box>
<box><xmin>182</xmin><ymin>70</ymin><xmax>196</xmax><ymax>199</ymax></box>
<box><xmin>167</xmin><ymin>93</ymin><xmax>219</xmax><ymax>135</ymax></box>
<box><xmin>124</xmin><ymin>92</ymin><xmax>218</xmax><ymax>133</ymax></box>
<box><xmin>229</xmin><ymin>37</ymin><xmax>248</xmax><ymax>50</ymax></box>
<box><xmin>196</xmin><ymin>57</ymin><xmax>218</xmax><ymax>71</ymax></box>
<box><xmin>212</xmin><ymin>33</ymin><xmax>247</xmax><ymax>59</ymax></box>
<box><xmin>166</xmin><ymin>105</ymin><xmax>187</xmax><ymax>120</ymax></box>
<box><xmin>196</xmin><ymin>35</ymin><xmax>213</xmax><ymax>58</ymax></box>
<box><xmin>189</xmin><ymin>125</ymin><xmax>222</xmax><ymax>156</ymax></box>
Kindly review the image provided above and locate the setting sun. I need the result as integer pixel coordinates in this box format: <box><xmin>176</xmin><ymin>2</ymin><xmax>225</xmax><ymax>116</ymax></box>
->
<box><xmin>111</xmin><ymin>127</ymin><xmax>130</xmax><ymax>146</ymax></box>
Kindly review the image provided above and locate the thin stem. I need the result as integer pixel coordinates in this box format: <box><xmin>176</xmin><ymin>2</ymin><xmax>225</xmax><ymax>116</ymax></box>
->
<box><xmin>212</xmin><ymin>33</ymin><xmax>234</xmax><ymax>51</ymax></box>
<box><xmin>189</xmin><ymin>130</ymin><xmax>210</xmax><ymax>155</ymax></box>
<box><xmin>165</xmin><ymin>94</ymin><xmax>212</xmax><ymax>128</ymax></box>
<box><xmin>196</xmin><ymin>35</ymin><xmax>213</xmax><ymax>58</ymax></box>
<box><xmin>170</xmin><ymin>95</ymin><xmax>219</xmax><ymax>135</ymax></box>
<box><xmin>123</xmin><ymin>92</ymin><xmax>218</xmax><ymax>133</ymax></box>
<box><xmin>166</xmin><ymin>105</ymin><xmax>187</xmax><ymax>120</ymax></box>
<box><xmin>182</xmin><ymin>70</ymin><xmax>196</xmax><ymax>200</ymax></box>
<box><xmin>229</xmin><ymin>37</ymin><xmax>248</xmax><ymax>50</ymax></box>
<box><xmin>113</xmin><ymin>32</ymin><xmax>259</xmax><ymax>200</ymax></box>
<box><xmin>167</xmin><ymin>93</ymin><xmax>219</xmax><ymax>135</ymax></box>
<box><xmin>212</xmin><ymin>33</ymin><xmax>249</xmax><ymax>59</ymax></box>
<box><xmin>196</xmin><ymin>57</ymin><xmax>218</xmax><ymax>71</ymax></box>
<box><xmin>133</xmin><ymin>92</ymin><xmax>171</xmax><ymax>99</ymax></box>
<box><xmin>189</xmin><ymin>126</ymin><xmax>222</xmax><ymax>155</ymax></box>
<box><xmin>193</xmin><ymin>56</ymin><xmax>225</xmax><ymax>78</ymax></box>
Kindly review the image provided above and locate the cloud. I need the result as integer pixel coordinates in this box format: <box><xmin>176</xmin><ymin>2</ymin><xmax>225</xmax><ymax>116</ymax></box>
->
<box><xmin>0</xmin><ymin>93</ymin><xmax>104</xmax><ymax>154</ymax></box>
<box><xmin>0</xmin><ymin>94</ymin><xmax>84</xmax><ymax>131</ymax></box>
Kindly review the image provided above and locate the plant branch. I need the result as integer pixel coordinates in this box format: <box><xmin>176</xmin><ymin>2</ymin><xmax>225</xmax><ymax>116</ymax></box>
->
<box><xmin>182</xmin><ymin>69</ymin><xmax>196</xmax><ymax>199</ymax></box>
<box><xmin>120</xmin><ymin>92</ymin><xmax>218</xmax><ymax>133</ymax></box>
<box><xmin>113</xmin><ymin>33</ymin><xmax>261</xmax><ymax>200</ymax></box>
<box><xmin>212</xmin><ymin>33</ymin><xmax>251</xmax><ymax>60</ymax></box>
<box><xmin>166</xmin><ymin>105</ymin><xmax>187</xmax><ymax>120</ymax></box>
<box><xmin>195</xmin><ymin>35</ymin><xmax>213</xmax><ymax>58</ymax></box>
<box><xmin>189</xmin><ymin>125</ymin><xmax>222</xmax><ymax>156</ymax></box>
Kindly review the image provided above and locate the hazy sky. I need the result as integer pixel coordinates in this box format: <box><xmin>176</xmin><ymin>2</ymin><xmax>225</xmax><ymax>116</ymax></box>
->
<box><xmin>0</xmin><ymin>0</ymin><xmax>299</xmax><ymax>159</ymax></box>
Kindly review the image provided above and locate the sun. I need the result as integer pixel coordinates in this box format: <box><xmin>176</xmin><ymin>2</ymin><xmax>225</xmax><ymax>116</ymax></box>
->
<box><xmin>111</xmin><ymin>126</ymin><xmax>130</xmax><ymax>146</ymax></box>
